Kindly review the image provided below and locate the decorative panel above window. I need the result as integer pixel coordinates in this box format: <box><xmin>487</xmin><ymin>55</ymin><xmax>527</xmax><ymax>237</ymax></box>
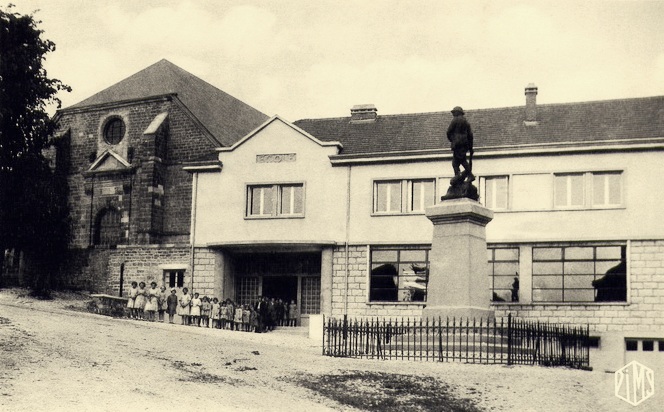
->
<box><xmin>373</xmin><ymin>178</ymin><xmax>435</xmax><ymax>215</ymax></box>
<box><xmin>246</xmin><ymin>183</ymin><xmax>304</xmax><ymax>218</ymax></box>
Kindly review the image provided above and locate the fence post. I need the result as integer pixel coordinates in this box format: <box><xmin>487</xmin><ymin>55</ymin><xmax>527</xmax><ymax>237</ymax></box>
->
<box><xmin>322</xmin><ymin>314</ymin><xmax>325</xmax><ymax>355</ymax></box>
<box><xmin>343</xmin><ymin>314</ymin><xmax>348</xmax><ymax>357</ymax></box>
<box><xmin>507</xmin><ymin>313</ymin><xmax>513</xmax><ymax>365</ymax></box>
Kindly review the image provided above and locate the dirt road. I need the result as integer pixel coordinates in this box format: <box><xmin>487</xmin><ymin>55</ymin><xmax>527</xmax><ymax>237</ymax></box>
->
<box><xmin>0</xmin><ymin>294</ymin><xmax>647</xmax><ymax>412</ymax></box>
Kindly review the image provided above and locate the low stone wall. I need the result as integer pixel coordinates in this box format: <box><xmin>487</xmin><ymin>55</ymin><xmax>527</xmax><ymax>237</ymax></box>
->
<box><xmin>107</xmin><ymin>245</ymin><xmax>191</xmax><ymax>295</ymax></box>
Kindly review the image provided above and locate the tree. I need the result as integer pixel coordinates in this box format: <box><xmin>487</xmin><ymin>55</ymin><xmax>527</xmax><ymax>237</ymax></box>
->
<box><xmin>0</xmin><ymin>5</ymin><xmax>71</xmax><ymax>295</ymax></box>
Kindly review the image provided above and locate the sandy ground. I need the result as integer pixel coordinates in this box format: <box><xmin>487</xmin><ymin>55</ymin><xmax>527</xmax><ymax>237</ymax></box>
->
<box><xmin>0</xmin><ymin>289</ymin><xmax>657</xmax><ymax>412</ymax></box>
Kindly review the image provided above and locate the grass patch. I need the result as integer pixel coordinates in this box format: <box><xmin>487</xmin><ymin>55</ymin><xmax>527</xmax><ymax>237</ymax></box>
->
<box><xmin>296</xmin><ymin>371</ymin><xmax>483</xmax><ymax>412</ymax></box>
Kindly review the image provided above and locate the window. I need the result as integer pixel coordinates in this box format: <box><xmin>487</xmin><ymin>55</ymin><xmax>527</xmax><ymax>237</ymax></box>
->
<box><xmin>374</xmin><ymin>179</ymin><xmax>435</xmax><ymax>214</ymax></box>
<box><xmin>482</xmin><ymin>176</ymin><xmax>509</xmax><ymax>210</ymax></box>
<box><xmin>532</xmin><ymin>245</ymin><xmax>626</xmax><ymax>303</ymax></box>
<box><xmin>103</xmin><ymin>117</ymin><xmax>125</xmax><ymax>145</ymax></box>
<box><xmin>165</xmin><ymin>270</ymin><xmax>184</xmax><ymax>288</ymax></box>
<box><xmin>592</xmin><ymin>172</ymin><xmax>622</xmax><ymax>207</ymax></box>
<box><xmin>408</xmin><ymin>180</ymin><xmax>435</xmax><ymax>212</ymax></box>
<box><xmin>236</xmin><ymin>277</ymin><xmax>259</xmax><ymax>305</ymax></box>
<box><xmin>247</xmin><ymin>183</ymin><xmax>304</xmax><ymax>217</ymax></box>
<box><xmin>554</xmin><ymin>173</ymin><xmax>584</xmax><ymax>208</ymax></box>
<box><xmin>369</xmin><ymin>246</ymin><xmax>429</xmax><ymax>302</ymax></box>
<box><xmin>374</xmin><ymin>180</ymin><xmax>402</xmax><ymax>213</ymax></box>
<box><xmin>301</xmin><ymin>277</ymin><xmax>321</xmax><ymax>314</ymax></box>
<box><xmin>488</xmin><ymin>247</ymin><xmax>519</xmax><ymax>302</ymax></box>
<box><xmin>553</xmin><ymin>171</ymin><xmax>623</xmax><ymax>209</ymax></box>
<box><xmin>93</xmin><ymin>208</ymin><xmax>122</xmax><ymax>246</ymax></box>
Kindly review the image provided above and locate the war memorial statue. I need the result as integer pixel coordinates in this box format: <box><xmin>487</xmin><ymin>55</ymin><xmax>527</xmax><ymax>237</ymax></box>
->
<box><xmin>441</xmin><ymin>106</ymin><xmax>479</xmax><ymax>201</ymax></box>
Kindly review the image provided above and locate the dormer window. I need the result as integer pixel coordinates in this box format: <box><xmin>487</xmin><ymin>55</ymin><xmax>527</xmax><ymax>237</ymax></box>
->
<box><xmin>104</xmin><ymin>117</ymin><xmax>125</xmax><ymax>145</ymax></box>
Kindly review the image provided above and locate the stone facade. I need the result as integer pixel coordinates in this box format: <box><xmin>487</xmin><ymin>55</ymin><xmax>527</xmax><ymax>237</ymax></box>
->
<box><xmin>189</xmin><ymin>248</ymin><xmax>223</xmax><ymax>298</ymax></box>
<box><xmin>331</xmin><ymin>245</ymin><xmax>424</xmax><ymax>319</ymax></box>
<box><xmin>492</xmin><ymin>240</ymin><xmax>664</xmax><ymax>333</ymax></box>
<box><xmin>52</xmin><ymin>98</ymin><xmax>217</xmax><ymax>291</ymax></box>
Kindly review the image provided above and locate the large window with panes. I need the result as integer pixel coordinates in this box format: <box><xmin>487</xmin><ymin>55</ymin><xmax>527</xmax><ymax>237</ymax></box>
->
<box><xmin>373</xmin><ymin>179</ymin><xmax>436</xmax><ymax>214</ymax></box>
<box><xmin>488</xmin><ymin>247</ymin><xmax>520</xmax><ymax>302</ymax></box>
<box><xmin>246</xmin><ymin>183</ymin><xmax>304</xmax><ymax>218</ymax></box>
<box><xmin>369</xmin><ymin>246</ymin><xmax>430</xmax><ymax>302</ymax></box>
<box><xmin>532</xmin><ymin>244</ymin><xmax>626</xmax><ymax>303</ymax></box>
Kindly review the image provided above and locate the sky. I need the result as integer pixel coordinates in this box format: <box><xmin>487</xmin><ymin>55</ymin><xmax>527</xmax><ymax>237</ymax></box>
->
<box><xmin>9</xmin><ymin>0</ymin><xmax>664</xmax><ymax>121</ymax></box>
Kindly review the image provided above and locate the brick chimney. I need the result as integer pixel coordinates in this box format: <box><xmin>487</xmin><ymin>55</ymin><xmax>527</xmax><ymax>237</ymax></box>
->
<box><xmin>350</xmin><ymin>104</ymin><xmax>377</xmax><ymax>122</ymax></box>
<box><xmin>525</xmin><ymin>83</ymin><xmax>538</xmax><ymax>123</ymax></box>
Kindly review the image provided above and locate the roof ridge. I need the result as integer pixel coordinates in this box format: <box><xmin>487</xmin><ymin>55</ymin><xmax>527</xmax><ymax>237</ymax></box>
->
<box><xmin>295</xmin><ymin>94</ymin><xmax>664</xmax><ymax>123</ymax></box>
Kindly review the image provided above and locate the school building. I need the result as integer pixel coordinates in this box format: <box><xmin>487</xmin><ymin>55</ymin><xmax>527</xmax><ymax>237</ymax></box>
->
<box><xmin>11</xmin><ymin>60</ymin><xmax>662</xmax><ymax>371</ymax></box>
<box><xmin>185</xmin><ymin>84</ymin><xmax>664</xmax><ymax>371</ymax></box>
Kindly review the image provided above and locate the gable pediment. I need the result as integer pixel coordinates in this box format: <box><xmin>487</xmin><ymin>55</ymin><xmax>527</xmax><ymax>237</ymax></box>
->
<box><xmin>86</xmin><ymin>149</ymin><xmax>133</xmax><ymax>175</ymax></box>
<box><xmin>217</xmin><ymin>115</ymin><xmax>343</xmax><ymax>154</ymax></box>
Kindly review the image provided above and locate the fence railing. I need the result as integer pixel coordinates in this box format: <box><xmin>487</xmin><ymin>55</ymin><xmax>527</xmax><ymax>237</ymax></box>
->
<box><xmin>322</xmin><ymin>314</ymin><xmax>589</xmax><ymax>369</ymax></box>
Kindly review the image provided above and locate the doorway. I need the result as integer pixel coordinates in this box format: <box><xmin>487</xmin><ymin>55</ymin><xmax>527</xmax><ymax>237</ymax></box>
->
<box><xmin>262</xmin><ymin>276</ymin><xmax>298</xmax><ymax>302</ymax></box>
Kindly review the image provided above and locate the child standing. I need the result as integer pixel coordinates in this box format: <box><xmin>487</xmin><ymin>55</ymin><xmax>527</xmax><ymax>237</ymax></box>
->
<box><xmin>178</xmin><ymin>287</ymin><xmax>191</xmax><ymax>325</ymax></box>
<box><xmin>126</xmin><ymin>281</ymin><xmax>138</xmax><ymax>319</ymax></box>
<box><xmin>233</xmin><ymin>304</ymin><xmax>243</xmax><ymax>331</ymax></box>
<box><xmin>135</xmin><ymin>281</ymin><xmax>147</xmax><ymax>320</ymax></box>
<box><xmin>190</xmin><ymin>292</ymin><xmax>202</xmax><ymax>326</ymax></box>
<box><xmin>219</xmin><ymin>301</ymin><xmax>228</xmax><ymax>329</ymax></box>
<box><xmin>242</xmin><ymin>304</ymin><xmax>251</xmax><ymax>332</ymax></box>
<box><xmin>158</xmin><ymin>285</ymin><xmax>168</xmax><ymax>322</ymax></box>
<box><xmin>144</xmin><ymin>281</ymin><xmax>159</xmax><ymax>321</ymax></box>
<box><xmin>211</xmin><ymin>298</ymin><xmax>220</xmax><ymax>329</ymax></box>
<box><xmin>226</xmin><ymin>300</ymin><xmax>235</xmax><ymax>330</ymax></box>
<box><xmin>249</xmin><ymin>306</ymin><xmax>258</xmax><ymax>333</ymax></box>
<box><xmin>166</xmin><ymin>288</ymin><xmax>178</xmax><ymax>324</ymax></box>
<box><xmin>288</xmin><ymin>300</ymin><xmax>299</xmax><ymax>327</ymax></box>
<box><xmin>200</xmin><ymin>296</ymin><xmax>211</xmax><ymax>328</ymax></box>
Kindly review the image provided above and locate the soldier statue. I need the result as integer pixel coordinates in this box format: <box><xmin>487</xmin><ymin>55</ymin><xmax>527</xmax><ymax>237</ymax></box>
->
<box><xmin>446</xmin><ymin>106</ymin><xmax>474</xmax><ymax>183</ymax></box>
<box><xmin>442</xmin><ymin>106</ymin><xmax>479</xmax><ymax>201</ymax></box>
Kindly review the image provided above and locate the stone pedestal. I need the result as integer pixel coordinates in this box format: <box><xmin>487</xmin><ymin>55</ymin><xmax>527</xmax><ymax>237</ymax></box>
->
<box><xmin>422</xmin><ymin>198</ymin><xmax>494</xmax><ymax>320</ymax></box>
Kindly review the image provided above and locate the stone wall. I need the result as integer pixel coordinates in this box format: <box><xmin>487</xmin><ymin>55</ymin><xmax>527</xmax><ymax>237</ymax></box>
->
<box><xmin>331</xmin><ymin>245</ymin><xmax>424</xmax><ymax>319</ymax></box>
<box><xmin>493</xmin><ymin>240</ymin><xmax>664</xmax><ymax>334</ymax></box>
<box><xmin>55</xmin><ymin>99</ymin><xmax>216</xmax><ymax>248</ymax></box>
<box><xmin>106</xmin><ymin>245</ymin><xmax>191</xmax><ymax>296</ymax></box>
<box><xmin>189</xmin><ymin>248</ymin><xmax>220</xmax><ymax>298</ymax></box>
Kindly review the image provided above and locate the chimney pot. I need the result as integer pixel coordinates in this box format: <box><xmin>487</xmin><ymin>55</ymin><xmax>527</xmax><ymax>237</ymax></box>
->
<box><xmin>350</xmin><ymin>104</ymin><xmax>377</xmax><ymax>122</ymax></box>
<box><xmin>525</xmin><ymin>83</ymin><xmax>538</xmax><ymax>123</ymax></box>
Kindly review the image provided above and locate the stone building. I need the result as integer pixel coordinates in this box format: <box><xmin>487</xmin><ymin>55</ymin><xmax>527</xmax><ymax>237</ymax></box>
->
<box><xmin>49</xmin><ymin>59</ymin><xmax>267</xmax><ymax>293</ymax></box>
<box><xmin>187</xmin><ymin>86</ymin><xmax>664</xmax><ymax>371</ymax></box>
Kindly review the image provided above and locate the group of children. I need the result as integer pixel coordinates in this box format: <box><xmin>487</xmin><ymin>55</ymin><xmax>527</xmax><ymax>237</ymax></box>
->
<box><xmin>125</xmin><ymin>282</ymin><xmax>300</xmax><ymax>333</ymax></box>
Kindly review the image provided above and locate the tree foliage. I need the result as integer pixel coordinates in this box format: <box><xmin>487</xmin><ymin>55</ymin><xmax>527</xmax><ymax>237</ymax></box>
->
<box><xmin>0</xmin><ymin>5</ymin><xmax>71</xmax><ymax>294</ymax></box>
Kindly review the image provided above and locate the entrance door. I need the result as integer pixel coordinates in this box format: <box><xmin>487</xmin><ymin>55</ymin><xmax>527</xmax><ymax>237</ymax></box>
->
<box><xmin>262</xmin><ymin>276</ymin><xmax>298</xmax><ymax>303</ymax></box>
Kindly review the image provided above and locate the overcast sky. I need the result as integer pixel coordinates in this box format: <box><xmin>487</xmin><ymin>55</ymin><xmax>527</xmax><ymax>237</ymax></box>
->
<box><xmin>11</xmin><ymin>0</ymin><xmax>664</xmax><ymax>120</ymax></box>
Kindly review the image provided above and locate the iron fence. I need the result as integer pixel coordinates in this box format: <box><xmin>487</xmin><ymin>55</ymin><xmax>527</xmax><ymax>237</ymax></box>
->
<box><xmin>322</xmin><ymin>314</ymin><xmax>589</xmax><ymax>368</ymax></box>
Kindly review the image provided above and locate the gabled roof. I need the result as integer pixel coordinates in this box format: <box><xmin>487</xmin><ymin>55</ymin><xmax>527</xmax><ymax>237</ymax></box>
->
<box><xmin>64</xmin><ymin>59</ymin><xmax>268</xmax><ymax>146</ymax></box>
<box><xmin>293</xmin><ymin>96</ymin><xmax>664</xmax><ymax>156</ymax></box>
<box><xmin>217</xmin><ymin>115</ymin><xmax>342</xmax><ymax>153</ymax></box>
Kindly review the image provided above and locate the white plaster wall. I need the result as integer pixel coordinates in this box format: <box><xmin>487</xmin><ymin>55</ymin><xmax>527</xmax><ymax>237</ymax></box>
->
<box><xmin>194</xmin><ymin>119</ymin><xmax>348</xmax><ymax>245</ymax></box>
<box><xmin>346</xmin><ymin>150</ymin><xmax>664</xmax><ymax>244</ymax></box>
